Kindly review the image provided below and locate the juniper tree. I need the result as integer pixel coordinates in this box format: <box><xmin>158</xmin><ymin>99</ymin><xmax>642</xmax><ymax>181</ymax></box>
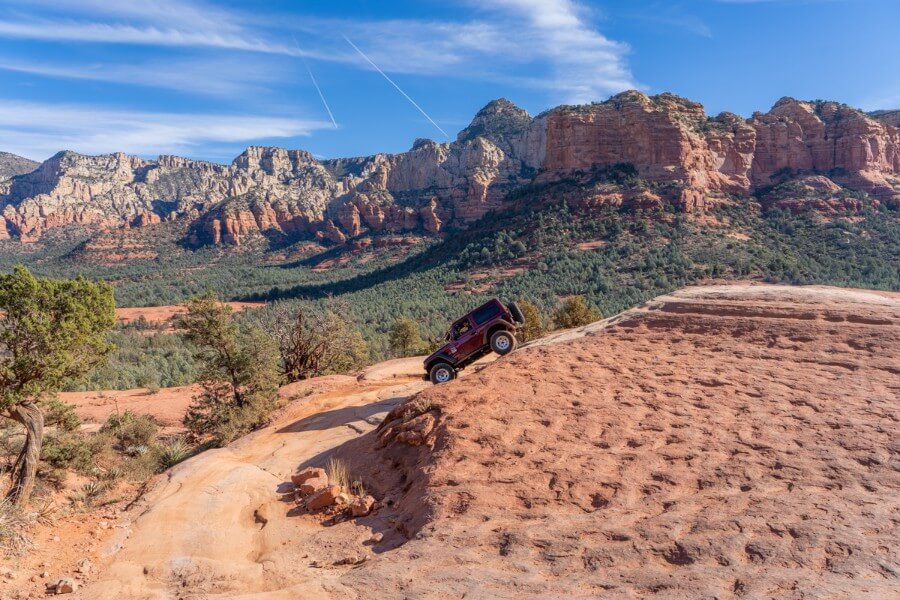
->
<box><xmin>178</xmin><ymin>295</ymin><xmax>281</xmax><ymax>445</ymax></box>
<box><xmin>388</xmin><ymin>318</ymin><xmax>423</xmax><ymax>357</ymax></box>
<box><xmin>0</xmin><ymin>266</ymin><xmax>115</xmax><ymax>504</ymax></box>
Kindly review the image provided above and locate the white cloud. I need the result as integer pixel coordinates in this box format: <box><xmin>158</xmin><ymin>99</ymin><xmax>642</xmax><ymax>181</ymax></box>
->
<box><xmin>0</xmin><ymin>56</ymin><xmax>282</xmax><ymax>96</ymax></box>
<box><xmin>0</xmin><ymin>0</ymin><xmax>636</xmax><ymax>105</ymax></box>
<box><xmin>477</xmin><ymin>0</ymin><xmax>636</xmax><ymax>102</ymax></box>
<box><xmin>289</xmin><ymin>1</ymin><xmax>636</xmax><ymax>104</ymax></box>
<box><xmin>0</xmin><ymin>100</ymin><xmax>331</xmax><ymax>160</ymax></box>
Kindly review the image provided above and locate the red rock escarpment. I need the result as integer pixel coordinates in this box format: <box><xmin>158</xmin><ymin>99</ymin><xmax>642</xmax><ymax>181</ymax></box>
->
<box><xmin>1</xmin><ymin>93</ymin><xmax>897</xmax><ymax>245</ymax></box>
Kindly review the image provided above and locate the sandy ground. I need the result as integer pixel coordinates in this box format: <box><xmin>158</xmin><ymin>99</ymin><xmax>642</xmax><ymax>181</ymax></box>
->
<box><xmin>60</xmin><ymin>386</ymin><xmax>200</xmax><ymax>432</ymax></box>
<box><xmin>3</xmin><ymin>284</ymin><xmax>897</xmax><ymax>598</ymax></box>
<box><xmin>115</xmin><ymin>302</ymin><xmax>266</xmax><ymax>326</ymax></box>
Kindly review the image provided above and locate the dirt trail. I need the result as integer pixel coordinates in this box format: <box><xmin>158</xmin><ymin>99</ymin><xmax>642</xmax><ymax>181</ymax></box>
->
<box><xmin>79</xmin><ymin>363</ymin><xmax>428</xmax><ymax>599</ymax></box>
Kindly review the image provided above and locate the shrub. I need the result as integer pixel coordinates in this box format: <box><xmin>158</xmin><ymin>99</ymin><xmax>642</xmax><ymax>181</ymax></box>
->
<box><xmin>517</xmin><ymin>300</ymin><xmax>545</xmax><ymax>342</ymax></box>
<box><xmin>42</xmin><ymin>398</ymin><xmax>81</xmax><ymax>432</ymax></box>
<box><xmin>40</xmin><ymin>431</ymin><xmax>94</xmax><ymax>474</ymax></box>
<box><xmin>552</xmin><ymin>296</ymin><xmax>601</xmax><ymax>329</ymax></box>
<box><xmin>155</xmin><ymin>438</ymin><xmax>193</xmax><ymax>471</ymax></box>
<box><xmin>388</xmin><ymin>318</ymin><xmax>424</xmax><ymax>357</ymax></box>
<box><xmin>100</xmin><ymin>411</ymin><xmax>158</xmax><ymax>451</ymax></box>
<box><xmin>0</xmin><ymin>499</ymin><xmax>32</xmax><ymax>555</ymax></box>
<box><xmin>74</xmin><ymin>480</ymin><xmax>109</xmax><ymax>506</ymax></box>
<box><xmin>256</xmin><ymin>301</ymin><xmax>369</xmax><ymax>382</ymax></box>
<box><xmin>180</xmin><ymin>297</ymin><xmax>282</xmax><ymax>445</ymax></box>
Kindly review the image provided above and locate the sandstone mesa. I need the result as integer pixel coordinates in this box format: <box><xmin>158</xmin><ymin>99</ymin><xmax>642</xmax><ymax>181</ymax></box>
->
<box><xmin>1</xmin><ymin>92</ymin><xmax>897</xmax><ymax>245</ymax></box>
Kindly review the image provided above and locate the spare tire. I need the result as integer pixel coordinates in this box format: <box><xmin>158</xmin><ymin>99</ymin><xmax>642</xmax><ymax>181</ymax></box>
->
<box><xmin>507</xmin><ymin>301</ymin><xmax>525</xmax><ymax>324</ymax></box>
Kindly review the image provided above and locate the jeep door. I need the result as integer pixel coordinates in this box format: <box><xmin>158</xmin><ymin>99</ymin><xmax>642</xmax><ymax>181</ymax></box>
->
<box><xmin>452</xmin><ymin>317</ymin><xmax>482</xmax><ymax>361</ymax></box>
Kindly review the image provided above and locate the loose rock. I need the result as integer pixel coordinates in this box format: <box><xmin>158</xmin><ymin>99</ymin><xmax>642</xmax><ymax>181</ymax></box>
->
<box><xmin>298</xmin><ymin>474</ymin><xmax>328</xmax><ymax>497</ymax></box>
<box><xmin>53</xmin><ymin>578</ymin><xmax>75</xmax><ymax>594</ymax></box>
<box><xmin>291</xmin><ymin>467</ymin><xmax>326</xmax><ymax>487</ymax></box>
<box><xmin>306</xmin><ymin>485</ymin><xmax>341</xmax><ymax>511</ymax></box>
<box><xmin>350</xmin><ymin>495</ymin><xmax>376</xmax><ymax>517</ymax></box>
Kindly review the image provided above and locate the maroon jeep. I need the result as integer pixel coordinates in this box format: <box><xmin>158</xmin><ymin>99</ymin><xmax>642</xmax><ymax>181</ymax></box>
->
<box><xmin>424</xmin><ymin>299</ymin><xmax>525</xmax><ymax>384</ymax></box>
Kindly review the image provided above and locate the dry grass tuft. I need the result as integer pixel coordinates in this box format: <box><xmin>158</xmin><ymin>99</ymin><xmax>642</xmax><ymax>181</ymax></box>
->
<box><xmin>326</xmin><ymin>457</ymin><xmax>350</xmax><ymax>493</ymax></box>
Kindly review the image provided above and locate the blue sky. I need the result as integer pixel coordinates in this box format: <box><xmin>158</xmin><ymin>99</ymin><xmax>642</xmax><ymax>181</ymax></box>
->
<box><xmin>0</xmin><ymin>0</ymin><xmax>897</xmax><ymax>163</ymax></box>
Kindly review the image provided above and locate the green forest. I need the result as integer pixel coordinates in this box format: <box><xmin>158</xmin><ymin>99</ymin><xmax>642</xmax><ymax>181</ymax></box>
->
<box><xmin>2</xmin><ymin>178</ymin><xmax>897</xmax><ymax>390</ymax></box>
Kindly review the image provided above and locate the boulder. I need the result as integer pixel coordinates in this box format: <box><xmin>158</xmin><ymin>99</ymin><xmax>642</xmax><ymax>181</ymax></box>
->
<box><xmin>305</xmin><ymin>485</ymin><xmax>341</xmax><ymax>511</ymax></box>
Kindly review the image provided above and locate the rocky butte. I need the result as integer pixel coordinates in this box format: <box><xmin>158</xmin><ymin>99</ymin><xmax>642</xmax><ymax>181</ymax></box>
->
<box><xmin>1</xmin><ymin>92</ymin><xmax>897</xmax><ymax>245</ymax></box>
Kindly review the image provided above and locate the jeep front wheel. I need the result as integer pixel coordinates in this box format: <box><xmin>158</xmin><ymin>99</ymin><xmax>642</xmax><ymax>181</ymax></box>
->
<box><xmin>429</xmin><ymin>362</ymin><xmax>457</xmax><ymax>384</ymax></box>
<box><xmin>490</xmin><ymin>330</ymin><xmax>517</xmax><ymax>355</ymax></box>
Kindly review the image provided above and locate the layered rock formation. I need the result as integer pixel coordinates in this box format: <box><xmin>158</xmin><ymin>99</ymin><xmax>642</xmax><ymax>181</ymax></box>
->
<box><xmin>1</xmin><ymin>93</ymin><xmax>897</xmax><ymax>245</ymax></box>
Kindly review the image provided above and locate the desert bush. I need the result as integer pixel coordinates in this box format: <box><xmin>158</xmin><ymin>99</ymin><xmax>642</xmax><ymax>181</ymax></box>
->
<box><xmin>154</xmin><ymin>438</ymin><xmax>193</xmax><ymax>471</ymax></box>
<box><xmin>552</xmin><ymin>296</ymin><xmax>601</xmax><ymax>329</ymax></box>
<box><xmin>74</xmin><ymin>480</ymin><xmax>109</xmax><ymax>507</ymax></box>
<box><xmin>100</xmin><ymin>411</ymin><xmax>158</xmax><ymax>451</ymax></box>
<box><xmin>180</xmin><ymin>296</ymin><xmax>282</xmax><ymax>445</ymax></box>
<box><xmin>388</xmin><ymin>318</ymin><xmax>424</xmax><ymax>357</ymax></box>
<box><xmin>40</xmin><ymin>432</ymin><xmax>93</xmax><ymax>473</ymax></box>
<box><xmin>42</xmin><ymin>398</ymin><xmax>82</xmax><ymax>432</ymax></box>
<box><xmin>0</xmin><ymin>499</ymin><xmax>32</xmax><ymax>555</ymax></box>
<box><xmin>256</xmin><ymin>301</ymin><xmax>369</xmax><ymax>382</ymax></box>
<box><xmin>517</xmin><ymin>300</ymin><xmax>545</xmax><ymax>342</ymax></box>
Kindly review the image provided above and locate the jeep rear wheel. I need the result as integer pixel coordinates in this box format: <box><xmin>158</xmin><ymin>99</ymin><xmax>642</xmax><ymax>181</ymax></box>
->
<box><xmin>490</xmin><ymin>330</ymin><xmax>517</xmax><ymax>355</ymax></box>
<box><xmin>429</xmin><ymin>362</ymin><xmax>456</xmax><ymax>384</ymax></box>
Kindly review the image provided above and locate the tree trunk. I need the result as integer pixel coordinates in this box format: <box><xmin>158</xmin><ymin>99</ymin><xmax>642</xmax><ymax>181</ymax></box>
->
<box><xmin>6</xmin><ymin>402</ymin><xmax>44</xmax><ymax>505</ymax></box>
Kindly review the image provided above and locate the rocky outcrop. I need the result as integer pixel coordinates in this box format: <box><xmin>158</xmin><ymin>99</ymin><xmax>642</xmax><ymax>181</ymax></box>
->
<box><xmin>869</xmin><ymin>109</ymin><xmax>900</xmax><ymax>128</ymax></box>
<box><xmin>2</xmin><ymin>93</ymin><xmax>897</xmax><ymax>245</ymax></box>
<box><xmin>0</xmin><ymin>152</ymin><xmax>39</xmax><ymax>180</ymax></box>
<box><xmin>751</xmin><ymin>98</ymin><xmax>900</xmax><ymax>202</ymax></box>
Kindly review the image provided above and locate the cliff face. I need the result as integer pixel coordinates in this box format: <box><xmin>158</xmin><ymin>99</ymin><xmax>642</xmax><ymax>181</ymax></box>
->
<box><xmin>1</xmin><ymin>92</ymin><xmax>897</xmax><ymax>245</ymax></box>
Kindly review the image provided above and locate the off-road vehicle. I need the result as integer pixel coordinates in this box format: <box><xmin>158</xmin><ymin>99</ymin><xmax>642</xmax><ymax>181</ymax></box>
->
<box><xmin>424</xmin><ymin>299</ymin><xmax>525</xmax><ymax>384</ymax></box>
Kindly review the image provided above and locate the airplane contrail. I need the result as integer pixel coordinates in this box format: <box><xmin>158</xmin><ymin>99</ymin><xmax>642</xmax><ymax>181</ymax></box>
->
<box><xmin>343</xmin><ymin>35</ymin><xmax>449</xmax><ymax>139</ymax></box>
<box><xmin>293</xmin><ymin>36</ymin><xmax>337</xmax><ymax>129</ymax></box>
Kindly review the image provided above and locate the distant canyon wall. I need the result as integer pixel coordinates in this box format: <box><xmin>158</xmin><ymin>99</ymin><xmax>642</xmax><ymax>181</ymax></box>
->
<box><xmin>1</xmin><ymin>92</ymin><xmax>897</xmax><ymax>244</ymax></box>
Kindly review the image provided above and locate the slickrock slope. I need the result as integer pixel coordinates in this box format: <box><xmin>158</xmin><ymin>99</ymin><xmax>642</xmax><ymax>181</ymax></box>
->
<box><xmin>61</xmin><ymin>284</ymin><xmax>898</xmax><ymax>600</ymax></box>
<box><xmin>346</xmin><ymin>284</ymin><xmax>900</xmax><ymax>598</ymax></box>
<box><xmin>2</xmin><ymin>93</ymin><xmax>898</xmax><ymax>244</ymax></box>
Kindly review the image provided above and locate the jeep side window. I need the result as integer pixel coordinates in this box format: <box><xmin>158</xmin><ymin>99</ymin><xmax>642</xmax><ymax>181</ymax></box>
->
<box><xmin>452</xmin><ymin>319</ymin><xmax>472</xmax><ymax>340</ymax></box>
<box><xmin>471</xmin><ymin>303</ymin><xmax>502</xmax><ymax>325</ymax></box>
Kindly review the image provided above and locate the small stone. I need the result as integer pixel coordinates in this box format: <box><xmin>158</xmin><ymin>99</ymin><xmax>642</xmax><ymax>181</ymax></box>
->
<box><xmin>98</xmin><ymin>521</ymin><xmax>109</xmax><ymax>529</ymax></box>
<box><xmin>369</xmin><ymin>532</ymin><xmax>384</xmax><ymax>544</ymax></box>
<box><xmin>291</xmin><ymin>467</ymin><xmax>326</xmax><ymax>487</ymax></box>
<box><xmin>350</xmin><ymin>495</ymin><xmax>376</xmax><ymax>517</ymax></box>
<box><xmin>51</xmin><ymin>535</ymin><xmax>60</xmax><ymax>542</ymax></box>
<box><xmin>76</xmin><ymin>559</ymin><xmax>92</xmax><ymax>574</ymax></box>
<box><xmin>335</xmin><ymin>492</ymin><xmax>352</xmax><ymax>506</ymax></box>
<box><xmin>334</xmin><ymin>554</ymin><xmax>367</xmax><ymax>566</ymax></box>
<box><xmin>306</xmin><ymin>485</ymin><xmax>341</xmax><ymax>511</ymax></box>
<box><xmin>54</xmin><ymin>578</ymin><xmax>75</xmax><ymax>594</ymax></box>
<box><xmin>41</xmin><ymin>571</ymin><xmax>50</xmax><ymax>579</ymax></box>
